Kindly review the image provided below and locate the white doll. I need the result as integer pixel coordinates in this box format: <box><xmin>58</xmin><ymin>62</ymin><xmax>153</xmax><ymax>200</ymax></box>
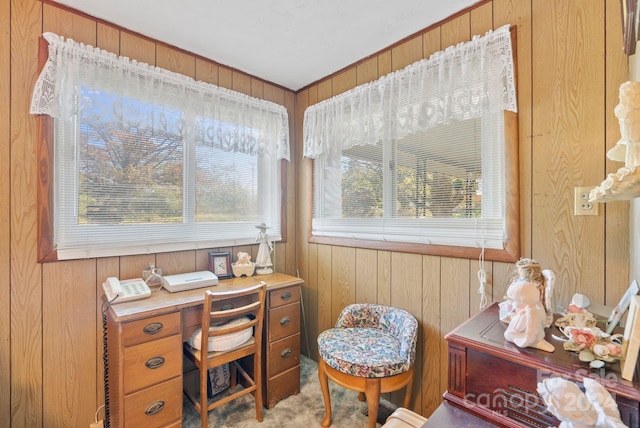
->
<box><xmin>503</xmin><ymin>258</ymin><xmax>555</xmax><ymax>352</ymax></box>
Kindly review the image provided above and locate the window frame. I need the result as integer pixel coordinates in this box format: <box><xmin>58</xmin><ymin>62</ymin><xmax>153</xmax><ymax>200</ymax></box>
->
<box><xmin>307</xmin><ymin>110</ymin><xmax>520</xmax><ymax>263</ymax></box>
<box><xmin>35</xmin><ymin>37</ymin><xmax>289</xmax><ymax>262</ymax></box>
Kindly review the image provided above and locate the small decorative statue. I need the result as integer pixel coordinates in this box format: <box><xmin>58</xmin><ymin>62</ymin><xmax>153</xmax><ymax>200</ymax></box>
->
<box><xmin>537</xmin><ymin>377</ymin><xmax>628</xmax><ymax>427</ymax></box>
<box><xmin>501</xmin><ymin>258</ymin><xmax>555</xmax><ymax>352</ymax></box>
<box><xmin>254</xmin><ymin>223</ymin><xmax>273</xmax><ymax>275</ymax></box>
<box><xmin>231</xmin><ymin>251</ymin><xmax>255</xmax><ymax>277</ymax></box>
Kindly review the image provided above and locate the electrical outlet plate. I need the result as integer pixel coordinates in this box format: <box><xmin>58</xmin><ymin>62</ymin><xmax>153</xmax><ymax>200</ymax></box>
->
<box><xmin>574</xmin><ymin>186</ymin><xmax>598</xmax><ymax>216</ymax></box>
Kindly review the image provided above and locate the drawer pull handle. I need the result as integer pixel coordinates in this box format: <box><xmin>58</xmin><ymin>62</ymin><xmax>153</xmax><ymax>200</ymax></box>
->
<box><xmin>145</xmin><ymin>356</ymin><xmax>165</xmax><ymax>370</ymax></box>
<box><xmin>145</xmin><ymin>400</ymin><xmax>165</xmax><ymax>416</ymax></box>
<box><xmin>221</xmin><ymin>303</ymin><xmax>234</xmax><ymax>311</ymax></box>
<box><xmin>281</xmin><ymin>291</ymin><xmax>292</xmax><ymax>300</ymax></box>
<box><xmin>143</xmin><ymin>322</ymin><xmax>163</xmax><ymax>335</ymax></box>
<box><xmin>279</xmin><ymin>316</ymin><xmax>291</xmax><ymax>327</ymax></box>
<box><xmin>281</xmin><ymin>348</ymin><xmax>292</xmax><ymax>359</ymax></box>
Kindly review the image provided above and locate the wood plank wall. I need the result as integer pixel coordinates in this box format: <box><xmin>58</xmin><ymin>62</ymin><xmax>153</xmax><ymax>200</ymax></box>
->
<box><xmin>0</xmin><ymin>0</ymin><xmax>632</xmax><ymax>427</ymax></box>
<box><xmin>3</xmin><ymin>2</ymin><xmax>296</xmax><ymax>427</ymax></box>
<box><xmin>295</xmin><ymin>0</ymin><xmax>630</xmax><ymax>419</ymax></box>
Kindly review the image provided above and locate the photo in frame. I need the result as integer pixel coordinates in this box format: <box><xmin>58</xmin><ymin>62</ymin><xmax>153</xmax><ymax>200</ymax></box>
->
<box><xmin>621</xmin><ymin>294</ymin><xmax>640</xmax><ymax>380</ymax></box>
<box><xmin>606</xmin><ymin>279</ymin><xmax>640</xmax><ymax>334</ymax></box>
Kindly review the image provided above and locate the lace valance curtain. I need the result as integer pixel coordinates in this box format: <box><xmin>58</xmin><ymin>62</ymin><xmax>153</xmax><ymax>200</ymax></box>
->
<box><xmin>30</xmin><ymin>32</ymin><xmax>290</xmax><ymax>161</ymax></box>
<box><xmin>303</xmin><ymin>24</ymin><xmax>516</xmax><ymax>160</ymax></box>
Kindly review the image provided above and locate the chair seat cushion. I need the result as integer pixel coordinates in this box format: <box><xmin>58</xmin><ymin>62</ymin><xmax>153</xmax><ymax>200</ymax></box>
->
<box><xmin>318</xmin><ymin>327</ymin><xmax>409</xmax><ymax>377</ymax></box>
<box><xmin>188</xmin><ymin>316</ymin><xmax>253</xmax><ymax>352</ymax></box>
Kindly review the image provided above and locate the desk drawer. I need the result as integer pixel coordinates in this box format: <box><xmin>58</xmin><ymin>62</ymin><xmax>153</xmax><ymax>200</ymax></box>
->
<box><xmin>266</xmin><ymin>364</ymin><xmax>300</xmax><ymax>408</ymax></box>
<box><xmin>124</xmin><ymin>376</ymin><xmax>182</xmax><ymax>428</ymax></box>
<box><xmin>269</xmin><ymin>285</ymin><xmax>300</xmax><ymax>308</ymax></box>
<box><xmin>268</xmin><ymin>302</ymin><xmax>300</xmax><ymax>342</ymax></box>
<box><xmin>123</xmin><ymin>312</ymin><xmax>181</xmax><ymax>347</ymax></box>
<box><xmin>124</xmin><ymin>334</ymin><xmax>182</xmax><ymax>394</ymax></box>
<box><xmin>268</xmin><ymin>333</ymin><xmax>300</xmax><ymax>376</ymax></box>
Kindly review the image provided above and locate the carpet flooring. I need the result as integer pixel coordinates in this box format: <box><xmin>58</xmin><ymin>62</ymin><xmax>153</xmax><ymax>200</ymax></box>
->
<box><xmin>182</xmin><ymin>355</ymin><xmax>396</xmax><ymax>427</ymax></box>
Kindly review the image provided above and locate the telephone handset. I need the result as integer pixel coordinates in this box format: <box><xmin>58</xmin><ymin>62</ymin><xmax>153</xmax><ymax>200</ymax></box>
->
<box><xmin>103</xmin><ymin>277</ymin><xmax>151</xmax><ymax>304</ymax></box>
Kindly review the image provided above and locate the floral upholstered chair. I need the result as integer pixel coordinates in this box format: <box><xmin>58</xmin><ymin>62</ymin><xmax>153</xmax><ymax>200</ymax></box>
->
<box><xmin>317</xmin><ymin>304</ymin><xmax>418</xmax><ymax>428</ymax></box>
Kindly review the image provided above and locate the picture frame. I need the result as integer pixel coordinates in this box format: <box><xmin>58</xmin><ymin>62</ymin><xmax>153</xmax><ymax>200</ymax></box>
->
<box><xmin>621</xmin><ymin>295</ymin><xmax>640</xmax><ymax>380</ymax></box>
<box><xmin>208</xmin><ymin>251</ymin><xmax>232</xmax><ymax>279</ymax></box>
<box><xmin>621</xmin><ymin>0</ymin><xmax>638</xmax><ymax>55</ymax></box>
<box><xmin>606</xmin><ymin>279</ymin><xmax>640</xmax><ymax>334</ymax></box>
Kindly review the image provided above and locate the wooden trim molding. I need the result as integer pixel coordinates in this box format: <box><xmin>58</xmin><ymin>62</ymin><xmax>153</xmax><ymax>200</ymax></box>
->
<box><xmin>36</xmin><ymin>37</ymin><xmax>57</xmax><ymax>262</ymax></box>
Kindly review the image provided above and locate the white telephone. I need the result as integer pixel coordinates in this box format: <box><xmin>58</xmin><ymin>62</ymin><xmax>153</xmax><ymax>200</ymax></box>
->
<box><xmin>103</xmin><ymin>277</ymin><xmax>152</xmax><ymax>304</ymax></box>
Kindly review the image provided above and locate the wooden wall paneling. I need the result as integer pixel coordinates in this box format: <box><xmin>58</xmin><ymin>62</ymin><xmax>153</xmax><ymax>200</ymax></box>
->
<box><xmin>156</xmin><ymin>44</ymin><xmax>195</xmax><ymax>77</ymax></box>
<box><xmin>492</xmin><ymin>260</ymin><xmax>515</xmax><ymax>305</ymax></box>
<box><xmin>494</xmin><ymin>0</ymin><xmax>533</xmax><ymax>258</ymax></box>
<box><xmin>11</xmin><ymin>0</ymin><xmax>43</xmax><ymax>426</ymax></box>
<box><xmin>96</xmin><ymin>256</ymin><xmax>120</xmax><ymax>408</ymax></box>
<box><xmin>307</xmin><ymin>242</ymin><xmax>319</xmax><ymax>359</ymax></box>
<box><xmin>195</xmin><ymin>58</ymin><xmax>219</xmax><ymax>85</ymax></box>
<box><xmin>330</xmin><ymin>245</ymin><xmax>355</xmax><ymax>323</ymax></box>
<box><xmin>43</xmin><ymin>3</ymin><xmax>96</xmax><ymax>46</ymax></box>
<box><xmin>0</xmin><ymin>0</ymin><xmax>9</xmax><ymax>424</ymax></box>
<box><xmin>531</xmin><ymin>0</ymin><xmax>605</xmax><ymax>308</ymax></box>
<box><xmin>120</xmin><ymin>31</ymin><xmax>156</xmax><ymax>65</ymax></box>
<box><xmin>377</xmin><ymin>250</ymin><xmax>392</xmax><ymax>306</ymax></box>
<box><xmin>356</xmin><ymin>56</ymin><xmax>378</xmax><ymax>86</ymax></box>
<box><xmin>195</xmin><ymin>248</ymin><xmax>211</xmax><ymax>271</ymax></box>
<box><xmin>119</xmin><ymin>254</ymin><xmax>150</xmax><ymax>279</ymax></box>
<box><xmin>317</xmin><ymin>244</ymin><xmax>333</xmax><ymax>335</ymax></box>
<box><xmin>331</xmin><ymin>68</ymin><xmax>356</xmax><ymax>96</ymax></box>
<box><xmin>264</xmin><ymin>82</ymin><xmax>285</xmax><ymax>105</ymax></box>
<box><xmin>156</xmin><ymin>250</ymin><xmax>197</xmax><ymax>275</ymax></box>
<box><xmin>96</xmin><ymin>23</ymin><xmax>119</xmax><ymax>54</ymax></box>
<box><xmin>251</xmin><ymin>78</ymin><xmax>264</xmax><ymax>98</ymax></box>
<box><xmin>355</xmin><ymin>248</ymin><xmax>378</xmax><ymax>303</ymax></box>
<box><xmin>421</xmin><ymin>255</ymin><xmax>441</xmax><ymax>417</ymax></box>
<box><xmin>232</xmin><ymin>71</ymin><xmax>251</xmax><ymax>96</ymax></box>
<box><xmin>422</xmin><ymin>28</ymin><xmax>441</xmax><ymax>58</ymax></box>
<box><xmin>438</xmin><ymin>258</ymin><xmax>470</xmax><ymax>402</ymax></box>
<box><xmin>284</xmin><ymin>90</ymin><xmax>297</xmax><ymax>275</ymax></box>
<box><xmin>317</xmin><ymin>79</ymin><xmax>332</xmax><ymax>102</ymax></box>
<box><xmin>604</xmin><ymin>0</ymin><xmax>631</xmax><ymax>306</ymax></box>
<box><xmin>378</xmin><ymin>50</ymin><xmax>392</xmax><ymax>77</ymax></box>
<box><xmin>470</xmin><ymin>1</ymin><xmax>493</xmax><ymax>36</ymax></box>
<box><xmin>389</xmin><ymin>252</ymin><xmax>423</xmax><ymax>412</ymax></box>
<box><xmin>391</xmin><ymin>35</ymin><xmax>423</xmax><ymax>72</ymax></box>
<box><xmin>43</xmin><ymin>259</ymin><xmax>96</xmax><ymax>427</ymax></box>
<box><xmin>218</xmin><ymin>67</ymin><xmax>232</xmax><ymax>89</ymax></box>
<box><xmin>440</xmin><ymin>11</ymin><xmax>471</xmax><ymax>49</ymax></box>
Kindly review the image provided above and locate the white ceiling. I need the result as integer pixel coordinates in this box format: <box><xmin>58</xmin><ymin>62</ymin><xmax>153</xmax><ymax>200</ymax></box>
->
<box><xmin>53</xmin><ymin>0</ymin><xmax>480</xmax><ymax>91</ymax></box>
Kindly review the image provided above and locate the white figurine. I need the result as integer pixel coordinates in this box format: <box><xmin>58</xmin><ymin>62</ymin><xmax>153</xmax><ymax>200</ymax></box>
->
<box><xmin>503</xmin><ymin>258</ymin><xmax>555</xmax><ymax>352</ymax></box>
<box><xmin>254</xmin><ymin>223</ymin><xmax>273</xmax><ymax>274</ymax></box>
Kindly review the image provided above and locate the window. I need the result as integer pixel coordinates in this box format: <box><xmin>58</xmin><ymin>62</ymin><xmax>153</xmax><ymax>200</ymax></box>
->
<box><xmin>304</xmin><ymin>25</ymin><xmax>519</xmax><ymax>261</ymax></box>
<box><xmin>31</xmin><ymin>33</ymin><xmax>289</xmax><ymax>260</ymax></box>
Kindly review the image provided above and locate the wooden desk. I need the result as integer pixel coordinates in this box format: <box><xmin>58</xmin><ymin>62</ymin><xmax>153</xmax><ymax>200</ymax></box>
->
<box><xmin>444</xmin><ymin>302</ymin><xmax>640</xmax><ymax>427</ymax></box>
<box><xmin>104</xmin><ymin>272</ymin><xmax>303</xmax><ymax>428</ymax></box>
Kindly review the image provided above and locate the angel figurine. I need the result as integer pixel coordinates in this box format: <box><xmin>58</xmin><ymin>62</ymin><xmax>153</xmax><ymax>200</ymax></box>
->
<box><xmin>502</xmin><ymin>258</ymin><xmax>555</xmax><ymax>352</ymax></box>
<box><xmin>255</xmin><ymin>223</ymin><xmax>273</xmax><ymax>275</ymax></box>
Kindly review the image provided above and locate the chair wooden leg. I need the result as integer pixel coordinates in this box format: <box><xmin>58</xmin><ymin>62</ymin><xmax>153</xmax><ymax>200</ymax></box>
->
<box><xmin>318</xmin><ymin>359</ymin><xmax>333</xmax><ymax>427</ymax></box>
<box><xmin>365</xmin><ymin>378</ymin><xmax>381</xmax><ymax>428</ymax></box>
<box><xmin>254</xmin><ymin>354</ymin><xmax>264</xmax><ymax>422</ymax></box>
<box><xmin>200</xmin><ymin>365</ymin><xmax>208</xmax><ymax>428</ymax></box>
<box><xmin>403</xmin><ymin>370</ymin><xmax>414</xmax><ymax>408</ymax></box>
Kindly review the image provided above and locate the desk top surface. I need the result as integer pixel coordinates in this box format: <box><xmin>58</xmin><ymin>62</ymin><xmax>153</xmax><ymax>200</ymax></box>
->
<box><xmin>445</xmin><ymin>302</ymin><xmax>640</xmax><ymax>401</ymax></box>
<box><xmin>107</xmin><ymin>272</ymin><xmax>303</xmax><ymax>322</ymax></box>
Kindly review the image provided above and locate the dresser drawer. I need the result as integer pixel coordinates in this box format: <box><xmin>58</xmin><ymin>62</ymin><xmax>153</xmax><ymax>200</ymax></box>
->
<box><xmin>124</xmin><ymin>334</ymin><xmax>182</xmax><ymax>394</ymax></box>
<box><xmin>268</xmin><ymin>302</ymin><xmax>300</xmax><ymax>342</ymax></box>
<box><xmin>265</xmin><ymin>364</ymin><xmax>300</xmax><ymax>408</ymax></box>
<box><xmin>124</xmin><ymin>376</ymin><xmax>182</xmax><ymax>428</ymax></box>
<box><xmin>123</xmin><ymin>312</ymin><xmax>181</xmax><ymax>347</ymax></box>
<box><xmin>268</xmin><ymin>332</ymin><xmax>300</xmax><ymax>376</ymax></box>
<box><xmin>269</xmin><ymin>285</ymin><xmax>300</xmax><ymax>308</ymax></box>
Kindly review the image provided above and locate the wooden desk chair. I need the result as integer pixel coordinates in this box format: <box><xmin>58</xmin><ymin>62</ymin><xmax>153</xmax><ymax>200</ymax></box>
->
<box><xmin>183</xmin><ymin>281</ymin><xmax>267</xmax><ymax>428</ymax></box>
<box><xmin>317</xmin><ymin>304</ymin><xmax>418</xmax><ymax>428</ymax></box>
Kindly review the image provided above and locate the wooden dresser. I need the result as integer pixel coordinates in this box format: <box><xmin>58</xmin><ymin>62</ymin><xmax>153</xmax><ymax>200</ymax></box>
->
<box><xmin>444</xmin><ymin>302</ymin><xmax>640</xmax><ymax>428</ymax></box>
<box><xmin>104</xmin><ymin>273</ymin><xmax>303</xmax><ymax>428</ymax></box>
